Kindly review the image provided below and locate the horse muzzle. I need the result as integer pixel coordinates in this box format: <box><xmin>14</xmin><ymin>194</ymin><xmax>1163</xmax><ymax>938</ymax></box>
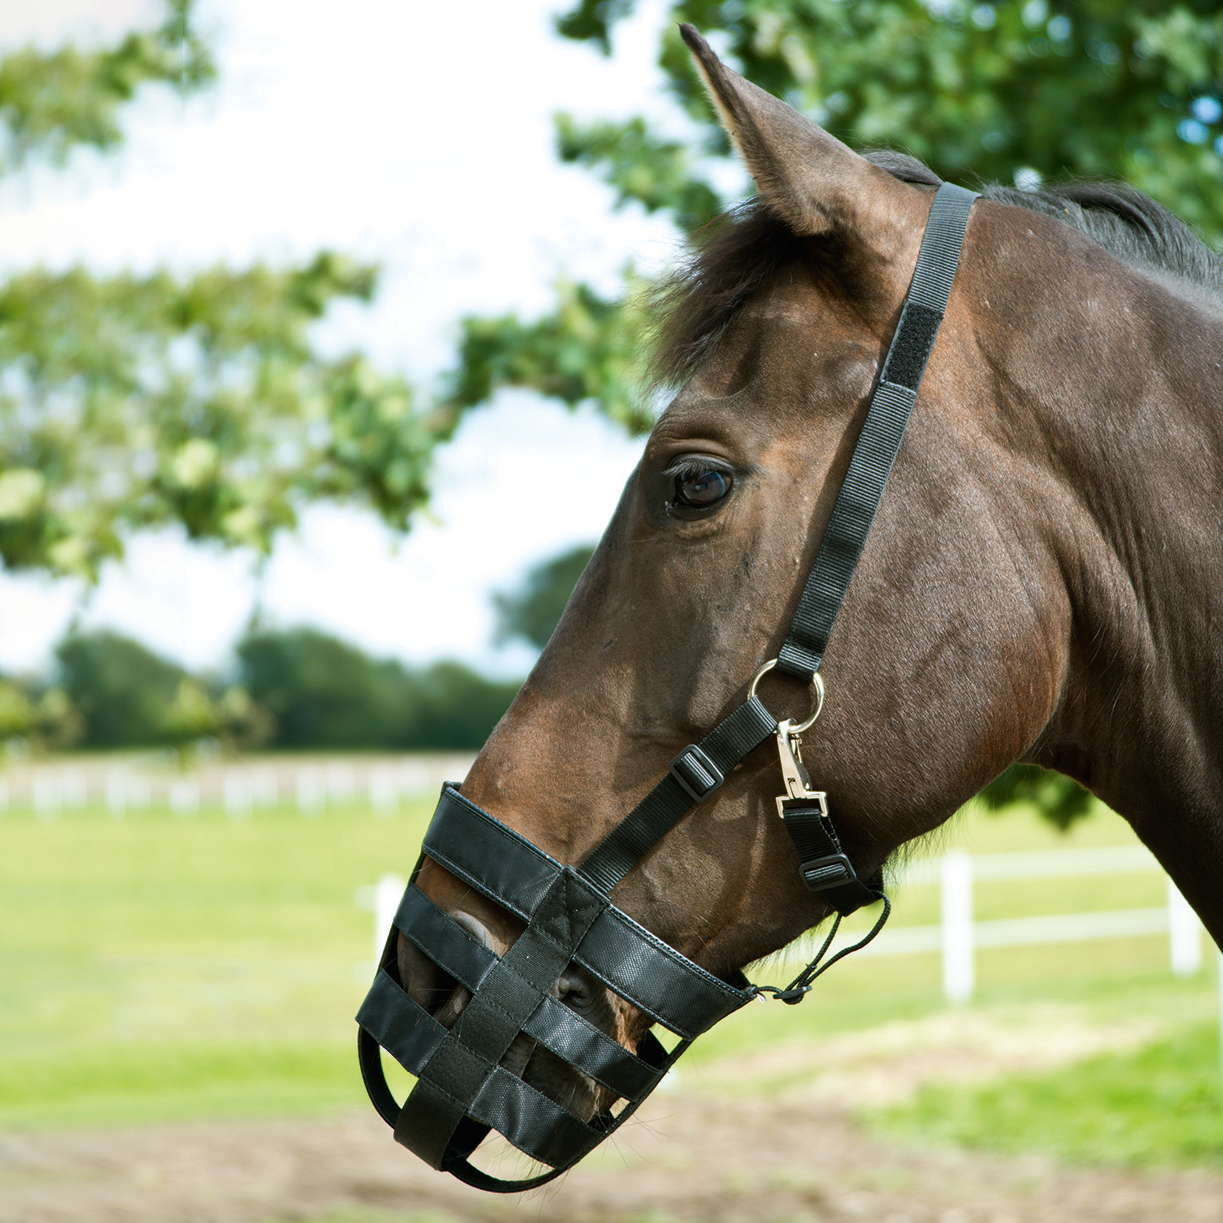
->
<box><xmin>356</xmin><ymin>783</ymin><xmax>755</xmax><ymax>1192</ymax></box>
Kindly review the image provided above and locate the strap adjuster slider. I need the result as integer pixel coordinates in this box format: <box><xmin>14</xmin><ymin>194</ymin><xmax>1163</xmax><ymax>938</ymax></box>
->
<box><xmin>799</xmin><ymin>853</ymin><xmax>856</xmax><ymax>892</ymax></box>
<box><xmin>669</xmin><ymin>744</ymin><xmax>724</xmax><ymax>802</ymax></box>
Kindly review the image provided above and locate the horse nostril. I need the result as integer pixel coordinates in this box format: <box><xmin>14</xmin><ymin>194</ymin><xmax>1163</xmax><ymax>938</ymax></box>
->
<box><xmin>556</xmin><ymin>966</ymin><xmax>593</xmax><ymax>1011</ymax></box>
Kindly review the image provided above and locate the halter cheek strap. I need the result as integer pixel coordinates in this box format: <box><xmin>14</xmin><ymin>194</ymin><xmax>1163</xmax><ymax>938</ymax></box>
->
<box><xmin>580</xmin><ymin>181</ymin><xmax>979</xmax><ymax>901</ymax></box>
<box><xmin>779</xmin><ymin>180</ymin><xmax>979</xmax><ymax>679</ymax></box>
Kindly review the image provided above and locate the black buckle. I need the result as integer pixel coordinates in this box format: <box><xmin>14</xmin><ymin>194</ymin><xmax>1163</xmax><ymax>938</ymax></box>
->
<box><xmin>799</xmin><ymin>853</ymin><xmax>855</xmax><ymax>892</ymax></box>
<box><xmin>668</xmin><ymin>744</ymin><xmax>724</xmax><ymax>802</ymax></box>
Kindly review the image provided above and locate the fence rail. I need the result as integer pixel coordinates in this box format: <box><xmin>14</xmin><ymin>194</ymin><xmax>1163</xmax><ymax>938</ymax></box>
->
<box><xmin>0</xmin><ymin>755</ymin><xmax>476</xmax><ymax>817</ymax></box>
<box><xmin>361</xmin><ymin>844</ymin><xmax>1209</xmax><ymax>1004</ymax></box>
<box><xmin>787</xmin><ymin>845</ymin><xmax>1203</xmax><ymax>1003</ymax></box>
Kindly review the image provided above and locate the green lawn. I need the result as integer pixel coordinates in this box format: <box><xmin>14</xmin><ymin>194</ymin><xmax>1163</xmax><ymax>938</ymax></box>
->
<box><xmin>1</xmin><ymin>779</ymin><xmax>1217</xmax><ymax>1165</ymax></box>
<box><xmin>875</xmin><ymin>1020</ymin><xmax>1223</xmax><ymax>1167</ymax></box>
<box><xmin>1</xmin><ymin>794</ymin><xmax>408</xmax><ymax>1127</ymax></box>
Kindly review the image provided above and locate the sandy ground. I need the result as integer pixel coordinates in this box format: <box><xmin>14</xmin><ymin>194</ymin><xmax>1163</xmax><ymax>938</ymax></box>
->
<box><xmin>3</xmin><ymin>1008</ymin><xmax>1221</xmax><ymax>1223</ymax></box>
<box><xmin>3</xmin><ymin>1092</ymin><xmax>1223</xmax><ymax>1223</ymax></box>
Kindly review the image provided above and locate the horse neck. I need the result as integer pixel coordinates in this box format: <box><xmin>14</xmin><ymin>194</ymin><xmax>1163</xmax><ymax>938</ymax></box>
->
<box><xmin>1015</xmin><ymin>266</ymin><xmax>1223</xmax><ymax>940</ymax></box>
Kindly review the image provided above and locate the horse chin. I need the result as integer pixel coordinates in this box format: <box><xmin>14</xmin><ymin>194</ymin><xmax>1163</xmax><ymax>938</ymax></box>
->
<box><xmin>510</xmin><ymin>1038</ymin><xmax>610</xmax><ymax>1122</ymax></box>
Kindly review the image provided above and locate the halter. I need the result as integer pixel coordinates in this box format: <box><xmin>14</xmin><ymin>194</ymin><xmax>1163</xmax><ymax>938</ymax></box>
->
<box><xmin>356</xmin><ymin>181</ymin><xmax>978</xmax><ymax>1192</ymax></box>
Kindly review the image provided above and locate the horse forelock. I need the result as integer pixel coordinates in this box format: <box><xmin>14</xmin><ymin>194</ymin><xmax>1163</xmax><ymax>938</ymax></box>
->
<box><xmin>653</xmin><ymin>150</ymin><xmax>1222</xmax><ymax>390</ymax></box>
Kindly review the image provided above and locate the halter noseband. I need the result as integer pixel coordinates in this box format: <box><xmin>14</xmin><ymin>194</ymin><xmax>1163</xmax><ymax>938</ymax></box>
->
<box><xmin>356</xmin><ymin>181</ymin><xmax>978</xmax><ymax>1192</ymax></box>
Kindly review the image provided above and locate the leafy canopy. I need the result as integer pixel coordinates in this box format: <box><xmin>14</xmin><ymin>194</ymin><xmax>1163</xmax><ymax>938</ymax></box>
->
<box><xmin>449</xmin><ymin>1</ymin><xmax>1222</xmax><ymax>430</ymax></box>
<box><xmin>0</xmin><ymin>1</ymin><xmax>448</xmax><ymax>579</ymax></box>
<box><xmin>493</xmin><ymin>543</ymin><xmax>596</xmax><ymax>652</ymax></box>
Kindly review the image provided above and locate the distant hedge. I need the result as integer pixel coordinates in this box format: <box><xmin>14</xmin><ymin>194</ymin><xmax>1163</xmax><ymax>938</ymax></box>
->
<box><xmin>45</xmin><ymin>627</ymin><xmax>519</xmax><ymax>751</ymax></box>
<box><xmin>236</xmin><ymin>627</ymin><xmax>519</xmax><ymax>750</ymax></box>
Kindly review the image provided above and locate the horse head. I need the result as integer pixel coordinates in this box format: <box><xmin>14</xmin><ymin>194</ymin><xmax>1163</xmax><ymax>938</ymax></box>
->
<box><xmin>367</xmin><ymin>25</ymin><xmax>1223</xmax><ymax>1188</ymax></box>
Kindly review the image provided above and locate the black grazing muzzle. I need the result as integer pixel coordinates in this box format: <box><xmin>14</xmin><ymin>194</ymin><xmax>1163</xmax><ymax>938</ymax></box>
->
<box><xmin>355</xmin><ymin>182</ymin><xmax>978</xmax><ymax>1193</ymax></box>
<box><xmin>357</xmin><ymin>784</ymin><xmax>758</xmax><ymax>1192</ymax></box>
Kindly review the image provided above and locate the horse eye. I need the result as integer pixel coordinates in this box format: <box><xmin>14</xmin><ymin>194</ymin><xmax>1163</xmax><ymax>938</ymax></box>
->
<box><xmin>673</xmin><ymin>465</ymin><xmax>733</xmax><ymax>510</ymax></box>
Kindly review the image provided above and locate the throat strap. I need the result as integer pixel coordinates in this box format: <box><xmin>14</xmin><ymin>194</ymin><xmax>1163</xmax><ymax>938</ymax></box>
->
<box><xmin>778</xmin><ymin>181</ymin><xmax>978</xmax><ymax>680</ymax></box>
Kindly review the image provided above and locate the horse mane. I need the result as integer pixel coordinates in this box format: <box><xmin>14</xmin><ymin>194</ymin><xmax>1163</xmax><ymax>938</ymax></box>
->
<box><xmin>653</xmin><ymin>150</ymin><xmax>1223</xmax><ymax>387</ymax></box>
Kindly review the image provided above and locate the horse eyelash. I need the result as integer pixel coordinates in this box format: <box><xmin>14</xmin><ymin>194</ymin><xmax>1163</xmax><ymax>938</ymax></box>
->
<box><xmin>662</xmin><ymin>455</ymin><xmax>734</xmax><ymax>481</ymax></box>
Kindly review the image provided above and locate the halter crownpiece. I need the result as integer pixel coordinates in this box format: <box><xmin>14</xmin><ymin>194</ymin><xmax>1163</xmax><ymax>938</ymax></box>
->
<box><xmin>355</xmin><ymin>181</ymin><xmax>978</xmax><ymax>1192</ymax></box>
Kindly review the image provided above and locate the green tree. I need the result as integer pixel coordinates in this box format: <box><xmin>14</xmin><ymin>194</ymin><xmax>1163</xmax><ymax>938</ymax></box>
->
<box><xmin>236</xmin><ymin>626</ymin><xmax>518</xmax><ymax>751</ymax></box>
<box><xmin>159</xmin><ymin>678</ymin><xmax>271</xmax><ymax>765</ymax></box>
<box><xmin>407</xmin><ymin>661</ymin><xmax>520</xmax><ymax>751</ymax></box>
<box><xmin>978</xmin><ymin>762</ymin><xmax>1094</xmax><ymax>831</ymax></box>
<box><xmin>493</xmin><ymin>543</ymin><xmax>596</xmax><ymax>651</ymax></box>
<box><xmin>0</xmin><ymin>682</ymin><xmax>79</xmax><ymax>754</ymax></box>
<box><xmin>447</xmin><ymin>2</ymin><xmax>1220</xmax><ymax>430</ymax></box>
<box><xmin>0</xmin><ymin>1</ymin><xmax>450</xmax><ymax>579</ymax></box>
<box><xmin>56</xmin><ymin>630</ymin><xmax>186</xmax><ymax>747</ymax></box>
<box><xmin>236</xmin><ymin>627</ymin><xmax>409</xmax><ymax>750</ymax></box>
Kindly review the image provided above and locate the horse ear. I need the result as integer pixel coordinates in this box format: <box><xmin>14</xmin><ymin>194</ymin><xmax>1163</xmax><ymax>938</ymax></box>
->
<box><xmin>679</xmin><ymin>24</ymin><xmax>914</xmax><ymax>239</ymax></box>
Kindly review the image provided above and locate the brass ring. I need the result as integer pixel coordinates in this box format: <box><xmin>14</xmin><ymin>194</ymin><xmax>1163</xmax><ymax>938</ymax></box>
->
<box><xmin>747</xmin><ymin>658</ymin><xmax>825</xmax><ymax>733</ymax></box>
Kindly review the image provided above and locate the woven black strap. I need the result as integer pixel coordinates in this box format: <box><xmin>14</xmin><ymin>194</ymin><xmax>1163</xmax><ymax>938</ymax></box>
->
<box><xmin>778</xmin><ymin>181</ymin><xmax>978</xmax><ymax>680</ymax></box>
<box><xmin>579</xmin><ymin>695</ymin><xmax>777</xmax><ymax>892</ymax></box>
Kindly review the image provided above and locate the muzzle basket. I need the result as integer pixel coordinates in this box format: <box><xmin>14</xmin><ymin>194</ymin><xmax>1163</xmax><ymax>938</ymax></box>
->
<box><xmin>356</xmin><ymin>784</ymin><xmax>755</xmax><ymax>1192</ymax></box>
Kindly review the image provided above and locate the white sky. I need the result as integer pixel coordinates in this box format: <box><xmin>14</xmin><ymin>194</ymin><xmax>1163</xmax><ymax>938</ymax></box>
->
<box><xmin>0</xmin><ymin>0</ymin><xmax>693</xmax><ymax>677</ymax></box>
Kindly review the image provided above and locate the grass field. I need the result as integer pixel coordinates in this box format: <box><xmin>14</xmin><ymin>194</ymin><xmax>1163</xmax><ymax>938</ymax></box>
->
<box><xmin>1</xmin><ymin>773</ymin><xmax>1219</xmax><ymax>1171</ymax></box>
<box><xmin>876</xmin><ymin>1019</ymin><xmax>1223</xmax><ymax>1168</ymax></box>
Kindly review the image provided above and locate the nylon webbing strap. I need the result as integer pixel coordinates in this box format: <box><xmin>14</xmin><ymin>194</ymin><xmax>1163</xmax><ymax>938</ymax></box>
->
<box><xmin>778</xmin><ymin>181</ymin><xmax>978</xmax><ymax>680</ymax></box>
<box><xmin>779</xmin><ymin>801</ymin><xmax>881</xmax><ymax>915</ymax></box>
<box><xmin>578</xmin><ymin>694</ymin><xmax>777</xmax><ymax>893</ymax></box>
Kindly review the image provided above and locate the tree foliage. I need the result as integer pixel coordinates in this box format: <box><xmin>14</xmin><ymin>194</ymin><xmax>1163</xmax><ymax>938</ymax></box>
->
<box><xmin>448</xmin><ymin>2</ymin><xmax>1222</xmax><ymax>430</ymax></box>
<box><xmin>56</xmin><ymin>630</ymin><xmax>188</xmax><ymax>747</ymax></box>
<box><xmin>557</xmin><ymin>2</ymin><xmax>1222</xmax><ymax>236</ymax></box>
<box><xmin>236</xmin><ymin>627</ymin><xmax>409</xmax><ymax>750</ymax></box>
<box><xmin>0</xmin><ymin>1</ymin><xmax>449</xmax><ymax>578</ymax></box>
<box><xmin>0</xmin><ymin>256</ymin><xmax>435</xmax><ymax>577</ymax></box>
<box><xmin>0</xmin><ymin>0</ymin><xmax>212</xmax><ymax>172</ymax></box>
<box><xmin>42</xmin><ymin>627</ymin><xmax>517</xmax><ymax>752</ymax></box>
<box><xmin>978</xmin><ymin>762</ymin><xmax>1094</xmax><ymax>830</ymax></box>
<box><xmin>0</xmin><ymin>680</ymin><xmax>79</xmax><ymax>752</ymax></box>
<box><xmin>236</xmin><ymin>627</ymin><xmax>518</xmax><ymax>751</ymax></box>
<box><xmin>493</xmin><ymin>542</ymin><xmax>595</xmax><ymax>651</ymax></box>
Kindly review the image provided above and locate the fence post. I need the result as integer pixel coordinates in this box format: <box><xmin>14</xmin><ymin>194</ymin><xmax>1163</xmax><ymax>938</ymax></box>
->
<box><xmin>369</xmin><ymin>769</ymin><xmax>397</xmax><ymax>818</ymax></box>
<box><xmin>372</xmin><ymin>874</ymin><xmax>405</xmax><ymax>966</ymax></box>
<box><xmin>296</xmin><ymin>769</ymin><xmax>324</xmax><ymax>816</ymax></box>
<box><xmin>941</xmin><ymin>850</ymin><xmax>974</xmax><ymax>1003</ymax></box>
<box><xmin>223</xmin><ymin>775</ymin><xmax>251</xmax><ymax>819</ymax></box>
<box><xmin>1168</xmin><ymin>880</ymin><xmax>1201</xmax><ymax>976</ymax></box>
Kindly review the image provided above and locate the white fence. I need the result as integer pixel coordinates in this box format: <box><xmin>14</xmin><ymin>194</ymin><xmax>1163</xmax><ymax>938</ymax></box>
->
<box><xmin>0</xmin><ymin>755</ymin><xmax>476</xmax><ymax>818</ymax></box>
<box><xmin>854</xmin><ymin>846</ymin><xmax>1204</xmax><ymax>1002</ymax></box>
<box><xmin>358</xmin><ymin>873</ymin><xmax>409</xmax><ymax>967</ymax></box>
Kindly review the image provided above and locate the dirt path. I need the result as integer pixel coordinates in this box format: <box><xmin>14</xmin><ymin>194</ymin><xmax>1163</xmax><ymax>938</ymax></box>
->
<box><xmin>3</xmin><ymin>1088</ymin><xmax>1221</xmax><ymax>1223</ymax></box>
<box><xmin>3</xmin><ymin>1007</ymin><xmax>1215</xmax><ymax>1222</ymax></box>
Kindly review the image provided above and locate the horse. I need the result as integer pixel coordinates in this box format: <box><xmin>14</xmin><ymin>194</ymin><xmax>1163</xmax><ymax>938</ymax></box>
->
<box><xmin>381</xmin><ymin>25</ymin><xmax>1223</xmax><ymax>1181</ymax></box>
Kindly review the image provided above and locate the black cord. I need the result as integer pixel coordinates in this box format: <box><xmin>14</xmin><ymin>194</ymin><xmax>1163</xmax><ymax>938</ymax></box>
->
<box><xmin>750</xmin><ymin>893</ymin><xmax>892</xmax><ymax>1005</ymax></box>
